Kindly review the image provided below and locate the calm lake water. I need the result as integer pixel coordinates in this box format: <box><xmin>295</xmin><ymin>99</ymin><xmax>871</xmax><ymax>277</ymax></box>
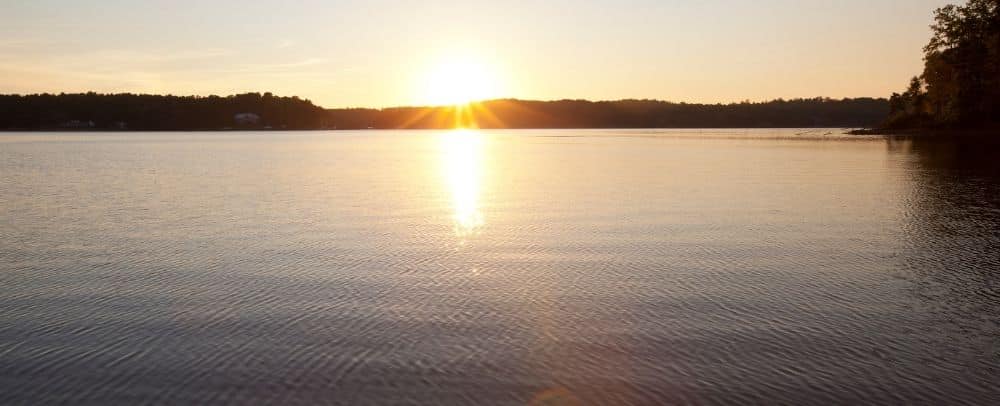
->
<box><xmin>1</xmin><ymin>129</ymin><xmax>998</xmax><ymax>405</ymax></box>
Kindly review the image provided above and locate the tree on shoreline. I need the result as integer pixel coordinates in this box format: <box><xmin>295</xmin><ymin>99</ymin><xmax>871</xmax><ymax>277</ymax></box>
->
<box><xmin>887</xmin><ymin>0</ymin><xmax>1000</xmax><ymax>128</ymax></box>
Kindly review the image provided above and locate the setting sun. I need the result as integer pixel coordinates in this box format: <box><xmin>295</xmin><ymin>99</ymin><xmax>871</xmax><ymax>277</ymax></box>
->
<box><xmin>420</xmin><ymin>57</ymin><xmax>503</xmax><ymax>106</ymax></box>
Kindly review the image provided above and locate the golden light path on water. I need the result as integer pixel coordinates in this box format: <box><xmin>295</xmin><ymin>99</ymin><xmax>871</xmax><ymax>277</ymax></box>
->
<box><xmin>440</xmin><ymin>130</ymin><xmax>486</xmax><ymax>237</ymax></box>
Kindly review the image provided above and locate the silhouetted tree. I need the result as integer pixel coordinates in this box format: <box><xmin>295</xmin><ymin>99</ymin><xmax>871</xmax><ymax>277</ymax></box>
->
<box><xmin>887</xmin><ymin>0</ymin><xmax>1000</xmax><ymax>128</ymax></box>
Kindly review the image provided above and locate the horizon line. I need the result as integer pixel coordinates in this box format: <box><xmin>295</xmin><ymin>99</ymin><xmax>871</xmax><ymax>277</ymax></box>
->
<box><xmin>1</xmin><ymin>91</ymin><xmax>891</xmax><ymax>111</ymax></box>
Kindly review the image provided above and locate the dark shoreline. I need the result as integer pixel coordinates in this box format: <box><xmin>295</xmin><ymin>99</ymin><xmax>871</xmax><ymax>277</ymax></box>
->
<box><xmin>0</xmin><ymin>126</ymin><xmax>868</xmax><ymax>133</ymax></box>
<box><xmin>1</xmin><ymin>94</ymin><xmax>890</xmax><ymax>131</ymax></box>
<box><xmin>0</xmin><ymin>128</ymin><xmax>330</xmax><ymax>132</ymax></box>
<box><xmin>849</xmin><ymin>127</ymin><xmax>999</xmax><ymax>137</ymax></box>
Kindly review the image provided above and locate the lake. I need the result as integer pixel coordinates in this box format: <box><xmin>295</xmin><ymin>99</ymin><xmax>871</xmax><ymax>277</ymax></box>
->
<box><xmin>1</xmin><ymin>129</ymin><xmax>998</xmax><ymax>404</ymax></box>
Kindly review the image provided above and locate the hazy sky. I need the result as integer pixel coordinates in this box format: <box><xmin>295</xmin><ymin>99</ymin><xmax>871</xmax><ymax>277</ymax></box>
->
<box><xmin>1</xmin><ymin>0</ymin><xmax>954</xmax><ymax>107</ymax></box>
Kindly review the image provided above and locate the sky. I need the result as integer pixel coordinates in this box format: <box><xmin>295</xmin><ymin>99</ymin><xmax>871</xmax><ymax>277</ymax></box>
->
<box><xmin>0</xmin><ymin>0</ymin><xmax>955</xmax><ymax>108</ymax></box>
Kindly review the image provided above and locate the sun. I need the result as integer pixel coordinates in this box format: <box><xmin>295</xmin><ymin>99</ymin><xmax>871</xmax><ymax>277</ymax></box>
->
<box><xmin>420</xmin><ymin>56</ymin><xmax>503</xmax><ymax>106</ymax></box>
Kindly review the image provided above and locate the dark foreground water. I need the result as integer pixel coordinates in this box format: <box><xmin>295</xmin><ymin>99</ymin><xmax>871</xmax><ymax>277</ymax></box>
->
<box><xmin>1</xmin><ymin>129</ymin><xmax>998</xmax><ymax>405</ymax></box>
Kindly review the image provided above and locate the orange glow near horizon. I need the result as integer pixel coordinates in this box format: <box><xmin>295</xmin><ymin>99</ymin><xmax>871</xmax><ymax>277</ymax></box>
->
<box><xmin>0</xmin><ymin>1</ymin><xmax>950</xmax><ymax>108</ymax></box>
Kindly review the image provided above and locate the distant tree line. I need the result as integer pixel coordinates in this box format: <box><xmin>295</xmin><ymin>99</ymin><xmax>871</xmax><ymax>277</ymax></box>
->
<box><xmin>326</xmin><ymin>98</ymin><xmax>889</xmax><ymax>130</ymax></box>
<box><xmin>0</xmin><ymin>92</ymin><xmax>326</xmax><ymax>130</ymax></box>
<box><xmin>1</xmin><ymin>93</ymin><xmax>888</xmax><ymax>131</ymax></box>
<box><xmin>885</xmin><ymin>0</ymin><xmax>1000</xmax><ymax>129</ymax></box>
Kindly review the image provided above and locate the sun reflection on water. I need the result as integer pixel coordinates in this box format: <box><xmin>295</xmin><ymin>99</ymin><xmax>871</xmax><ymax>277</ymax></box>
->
<box><xmin>440</xmin><ymin>130</ymin><xmax>485</xmax><ymax>237</ymax></box>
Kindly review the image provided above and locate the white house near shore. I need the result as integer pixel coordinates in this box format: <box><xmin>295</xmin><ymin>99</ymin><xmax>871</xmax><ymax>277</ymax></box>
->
<box><xmin>234</xmin><ymin>113</ymin><xmax>260</xmax><ymax>125</ymax></box>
